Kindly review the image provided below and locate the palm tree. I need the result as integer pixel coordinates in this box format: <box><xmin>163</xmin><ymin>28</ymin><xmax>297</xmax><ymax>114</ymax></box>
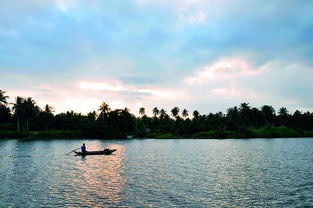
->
<box><xmin>24</xmin><ymin>97</ymin><xmax>38</xmax><ymax>131</ymax></box>
<box><xmin>43</xmin><ymin>104</ymin><xmax>54</xmax><ymax>131</ymax></box>
<box><xmin>239</xmin><ymin>102</ymin><xmax>251</xmax><ymax>126</ymax></box>
<box><xmin>13</xmin><ymin>97</ymin><xmax>24</xmax><ymax>132</ymax></box>
<box><xmin>98</xmin><ymin>102</ymin><xmax>111</xmax><ymax>120</ymax></box>
<box><xmin>182</xmin><ymin>109</ymin><xmax>188</xmax><ymax>119</ymax></box>
<box><xmin>278</xmin><ymin>107</ymin><xmax>289</xmax><ymax>126</ymax></box>
<box><xmin>261</xmin><ymin>105</ymin><xmax>275</xmax><ymax>125</ymax></box>
<box><xmin>152</xmin><ymin>107</ymin><xmax>159</xmax><ymax>117</ymax></box>
<box><xmin>139</xmin><ymin>107</ymin><xmax>145</xmax><ymax>117</ymax></box>
<box><xmin>159</xmin><ymin>109</ymin><xmax>167</xmax><ymax>119</ymax></box>
<box><xmin>0</xmin><ymin>90</ymin><xmax>9</xmax><ymax>106</ymax></box>
<box><xmin>193</xmin><ymin>110</ymin><xmax>200</xmax><ymax>119</ymax></box>
<box><xmin>171</xmin><ymin>107</ymin><xmax>180</xmax><ymax>118</ymax></box>
<box><xmin>226</xmin><ymin>106</ymin><xmax>239</xmax><ymax>129</ymax></box>
<box><xmin>278</xmin><ymin>107</ymin><xmax>288</xmax><ymax>117</ymax></box>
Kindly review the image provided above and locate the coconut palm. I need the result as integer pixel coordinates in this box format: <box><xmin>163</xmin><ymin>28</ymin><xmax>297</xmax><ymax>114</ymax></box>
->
<box><xmin>182</xmin><ymin>109</ymin><xmax>188</xmax><ymax>119</ymax></box>
<box><xmin>261</xmin><ymin>105</ymin><xmax>275</xmax><ymax>125</ymax></box>
<box><xmin>152</xmin><ymin>107</ymin><xmax>159</xmax><ymax>117</ymax></box>
<box><xmin>43</xmin><ymin>104</ymin><xmax>54</xmax><ymax>131</ymax></box>
<box><xmin>193</xmin><ymin>110</ymin><xmax>200</xmax><ymax>119</ymax></box>
<box><xmin>12</xmin><ymin>97</ymin><xmax>24</xmax><ymax>132</ymax></box>
<box><xmin>239</xmin><ymin>102</ymin><xmax>251</xmax><ymax>126</ymax></box>
<box><xmin>24</xmin><ymin>97</ymin><xmax>39</xmax><ymax>131</ymax></box>
<box><xmin>98</xmin><ymin>102</ymin><xmax>111</xmax><ymax>120</ymax></box>
<box><xmin>278</xmin><ymin>107</ymin><xmax>289</xmax><ymax>126</ymax></box>
<box><xmin>159</xmin><ymin>109</ymin><xmax>167</xmax><ymax>119</ymax></box>
<box><xmin>0</xmin><ymin>90</ymin><xmax>9</xmax><ymax>106</ymax></box>
<box><xmin>139</xmin><ymin>107</ymin><xmax>145</xmax><ymax>117</ymax></box>
<box><xmin>171</xmin><ymin>107</ymin><xmax>180</xmax><ymax>118</ymax></box>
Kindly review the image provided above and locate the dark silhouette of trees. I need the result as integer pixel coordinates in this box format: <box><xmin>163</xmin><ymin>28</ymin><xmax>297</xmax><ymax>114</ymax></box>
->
<box><xmin>193</xmin><ymin>110</ymin><xmax>200</xmax><ymax>119</ymax></box>
<box><xmin>0</xmin><ymin>90</ymin><xmax>9</xmax><ymax>106</ymax></box>
<box><xmin>159</xmin><ymin>109</ymin><xmax>167</xmax><ymax>119</ymax></box>
<box><xmin>182</xmin><ymin>109</ymin><xmax>188</xmax><ymax>119</ymax></box>
<box><xmin>12</xmin><ymin>97</ymin><xmax>23</xmax><ymax>132</ymax></box>
<box><xmin>277</xmin><ymin>107</ymin><xmax>289</xmax><ymax>126</ymax></box>
<box><xmin>1</xmin><ymin>89</ymin><xmax>313</xmax><ymax>139</ymax></box>
<box><xmin>23</xmin><ymin>97</ymin><xmax>39</xmax><ymax>131</ymax></box>
<box><xmin>261</xmin><ymin>105</ymin><xmax>275</xmax><ymax>126</ymax></box>
<box><xmin>153</xmin><ymin>107</ymin><xmax>159</xmax><ymax>117</ymax></box>
<box><xmin>0</xmin><ymin>91</ymin><xmax>11</xmax><ymax>127</ymax></box>
<box><xmin>139</xmin><ymin>107</ymin><xmax>145</xmax><ymax>117</ymax></box>
<box><xmin>43</xmin><ymin>104</ymin><xmax>54</xmax><ymax>131</ymax></box>
<box><xmin>98</xmin><ymin>102</ymin><xmax>111</xmax><ymax>120</ymax></box>
<box><xmin>171</xmin><ymin>107</ymin><xmax>180</xmax><ymax>119</ymax></box>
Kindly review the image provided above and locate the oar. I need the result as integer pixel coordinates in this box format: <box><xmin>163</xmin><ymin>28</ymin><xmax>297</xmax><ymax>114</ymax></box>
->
<box><xmin>66</xmin><ymin>147</ymin><xmax>80</xmax><ymax>155</ymax></box>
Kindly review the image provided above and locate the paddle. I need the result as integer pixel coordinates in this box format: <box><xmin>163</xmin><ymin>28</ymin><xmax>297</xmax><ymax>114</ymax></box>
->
<box><xmin>66</xmin><ymin>147</ymin><xmax>80</xmax><ymax>155</ymax></box>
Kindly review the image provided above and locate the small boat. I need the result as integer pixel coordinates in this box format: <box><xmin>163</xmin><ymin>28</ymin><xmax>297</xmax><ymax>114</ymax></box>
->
<box><xmin>74</xmin><ymin>149</ymin><xmax>116</xmax><ymax>156</ymax></box>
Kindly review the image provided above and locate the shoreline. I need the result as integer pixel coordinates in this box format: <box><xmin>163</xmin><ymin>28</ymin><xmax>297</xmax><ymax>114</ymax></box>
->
<box><xmin>0</xmin><ymin>131</ymin><xmax>313</xmax><ymax>141</ymax></box>
<box><xmin>1</xmin><ymin>125</ymin><xmax>313</xmax><ymax>140</ymax></box>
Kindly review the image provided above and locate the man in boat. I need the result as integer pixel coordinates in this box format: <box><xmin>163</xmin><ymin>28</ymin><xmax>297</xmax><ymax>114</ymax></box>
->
<box><xmin>81</xmin><ymin>143</ymin><xmax>87</xmax><ymax>153</ymax></box>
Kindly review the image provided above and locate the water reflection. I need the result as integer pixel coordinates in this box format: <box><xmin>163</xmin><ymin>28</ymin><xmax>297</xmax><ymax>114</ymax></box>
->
<box><xmin>71</xmin><ymin>143</ymin><xmax>127</xmax><ymax>207</ymax></box>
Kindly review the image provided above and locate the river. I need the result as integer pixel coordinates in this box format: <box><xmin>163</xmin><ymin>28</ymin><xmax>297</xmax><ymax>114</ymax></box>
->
<box><xmin>0</xmin><ymin>138</ymin><xmax>312</xmax><ymax>207</ymax></box>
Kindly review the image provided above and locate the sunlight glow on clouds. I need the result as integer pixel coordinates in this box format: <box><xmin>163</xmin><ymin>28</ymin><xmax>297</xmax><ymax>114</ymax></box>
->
<box><xmin>78</xmin><ymin>80</ymin><xmax>187</xmax><ymax>100</ymax></box>
<box><xmin>210</xmin><ymin>84</ymin><xmax>259</xmax><ymax>99</ymax></box>
<box><xmin>185</xmin><ymin>57</ymin><xmax>267</xmax><ymax>85</ymax></box>
<box><xmin>78</xmin><ymin>80</ymin><xmax>126</xmax><ymax>92</ymax></box>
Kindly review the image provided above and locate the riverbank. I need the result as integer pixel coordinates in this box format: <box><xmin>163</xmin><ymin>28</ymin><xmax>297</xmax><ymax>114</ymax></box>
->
<box><xmin>1</xmin><ymin>126</ymin><xmax>313</xmax><ymax>140</ymax></box>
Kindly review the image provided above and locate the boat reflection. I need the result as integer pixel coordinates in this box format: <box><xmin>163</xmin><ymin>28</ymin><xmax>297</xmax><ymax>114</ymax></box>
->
<box><xmin>72</xmin><ymin>143</ymin><xmax>127</xmax><ymax>207</ymax></box>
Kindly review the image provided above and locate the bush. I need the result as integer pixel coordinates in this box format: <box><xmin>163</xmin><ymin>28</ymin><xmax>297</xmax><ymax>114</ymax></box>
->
<box><xmin>302</xmin><ymin>130</ymin><xmax>313</xmax><ymax>137</ymax></box>
<box><xmin>250</xmin><ymin>126</ymin><xmax>300</xmax><ymax>138</ymax></box>
<box><xmin>156</xmin><ymin>133</ymin><xmax>177</xmax><ymax>139</ymax></box>
<box><xmin>271</xmin><ymin>126</ymin><xmax>300</xmax><ymax>137</ymax></box>
<box><xmin>146</xmin><ymin>132</ymin><xmax>162</xmax><ymax>138</ymax></box>
<box><xmin>31</xmin><ymin>130</ymin><xmax>83</xmax><ymax>139</ymax></box>
<box><xmin>192</xmin><ymin>131</ymin><xmax>216</xmax><ymax>139</ymax></box>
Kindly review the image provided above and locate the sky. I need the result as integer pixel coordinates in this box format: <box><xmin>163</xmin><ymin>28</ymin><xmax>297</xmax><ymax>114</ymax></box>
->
<box><xmin>1</xmin><ymin>0</ymin><xmax>313</xmax><ymax>115</ymax></box>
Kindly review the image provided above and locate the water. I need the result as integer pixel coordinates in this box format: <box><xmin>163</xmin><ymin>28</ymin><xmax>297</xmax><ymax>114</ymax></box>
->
<box><xmin>0</xmin><ymin>138</ymin><xmax>313</xmax><ymax>208</ymax></box>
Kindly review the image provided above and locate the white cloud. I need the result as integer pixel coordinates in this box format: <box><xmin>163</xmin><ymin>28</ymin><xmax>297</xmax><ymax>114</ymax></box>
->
<box><xmin>55</xmin><ymin>0</ymin><xmax>76</xmax><ymax>12</ymax></box>
<box><xmin>185</xmin><ymin>57</ymin><xmax>267</xmax><ymax>85</ymax></box>
<box><xmin>78</xmin><ymin>80</ymin><xmax>126</xmax><ymax>92</ymax></box>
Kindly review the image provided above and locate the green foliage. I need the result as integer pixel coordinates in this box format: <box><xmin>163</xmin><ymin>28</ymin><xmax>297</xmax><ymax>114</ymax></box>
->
<box><xmin>192</xmin><ymin>131</ymin><xmax>216</xmax><ymax>139</ymax></box>
<box><xmin>156</xmin><ymin>133</ymin><xmax>177</xmax><ymax>139</ymax></box>
<box><xmin>250</xmin><ymin>126</ymin><xmax>300</xmax><ymax>138</ymax></box>
<box><xmin>146</xmin><ymin>132</ymin><xmax>162</xmax><ymax>138</ymax></box>
<box><xmin>25</xmin><ymin>130</ymin><xmax>84</xmax><ymax>140</ymax></box>
<box><xmin>302</xmin><ymin>130</ymin><xmax>313</xmax><ymax>137</ymax></box>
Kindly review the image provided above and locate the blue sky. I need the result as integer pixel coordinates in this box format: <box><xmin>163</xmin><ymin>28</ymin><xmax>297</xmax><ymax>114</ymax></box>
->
<box><xmin>1</xmin><ymin>0</ymin><xmax>313</xmax><ymax>115</ymax></box>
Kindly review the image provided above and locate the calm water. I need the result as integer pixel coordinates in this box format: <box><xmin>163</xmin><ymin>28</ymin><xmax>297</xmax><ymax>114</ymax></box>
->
<box><xmin>0</xmin><ymin>138</ymin><xmax>313</xmax><ymax>208</ymax></box>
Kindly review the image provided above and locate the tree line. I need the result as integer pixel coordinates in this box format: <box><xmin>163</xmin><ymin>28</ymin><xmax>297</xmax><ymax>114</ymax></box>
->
<box><xmin>1</xmin><ymin>89</ymin><xmax>313</xmax><ymax>139</ymax></box>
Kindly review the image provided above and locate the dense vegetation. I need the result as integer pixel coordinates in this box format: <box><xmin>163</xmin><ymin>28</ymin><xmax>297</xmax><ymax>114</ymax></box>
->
<box><xmin>1</xmin><ymin>90</ymin><xmax>313</xmax><ymax>139</ymax></box>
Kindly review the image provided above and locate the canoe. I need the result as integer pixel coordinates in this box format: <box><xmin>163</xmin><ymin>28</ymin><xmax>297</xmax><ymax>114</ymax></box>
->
<box><xmin>74</xmin><ymin>149</ymin><xmax>116</xmax><ymax>156</ymax></box>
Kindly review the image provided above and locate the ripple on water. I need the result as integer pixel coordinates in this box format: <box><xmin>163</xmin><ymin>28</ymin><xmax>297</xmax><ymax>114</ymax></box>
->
<box><xmin>0</xmin><ymin>139</ymin><xmax>313</xmax><ymax>207</ymax></box>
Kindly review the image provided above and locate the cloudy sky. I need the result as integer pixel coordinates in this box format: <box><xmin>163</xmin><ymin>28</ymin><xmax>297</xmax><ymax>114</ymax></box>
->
<box><xmin>1</xmin><ymin>0</ymin><xmax>313</xmax><ymax>115</ymax></box>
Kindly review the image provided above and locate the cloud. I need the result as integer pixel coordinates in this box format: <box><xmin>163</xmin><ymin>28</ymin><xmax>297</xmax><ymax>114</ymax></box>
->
<box><xmin>185</xmin><ymin>57</ymin><xmax>267</xmax><ymax>85</ymax></box>
<box><xmin>1</xmin><ymin>0</ymin><xmax>313</xmax><ymax>115</ymax></box>
<box><xmin>78</xmin><ymin>80</ymin><xmax>126</xmax><ymax>92</ymax></box>
<box><xmin>77</xmin><ymin>80</ymin><xmax>187</xmax><ymax>100</ymax></box>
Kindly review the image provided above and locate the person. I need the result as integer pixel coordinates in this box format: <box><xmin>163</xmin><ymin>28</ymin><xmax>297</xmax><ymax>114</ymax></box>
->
<box><xmin>81</xmin><ymin>143</ymin><xmax>87</xmax><ymax>153</ymax></box>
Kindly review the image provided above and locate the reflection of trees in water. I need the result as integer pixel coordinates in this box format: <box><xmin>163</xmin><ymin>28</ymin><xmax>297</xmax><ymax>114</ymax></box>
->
<box><xmin>73</xmin><ymin>143</ymin><xmax>127</xmax><ymax>207</ymax></box>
